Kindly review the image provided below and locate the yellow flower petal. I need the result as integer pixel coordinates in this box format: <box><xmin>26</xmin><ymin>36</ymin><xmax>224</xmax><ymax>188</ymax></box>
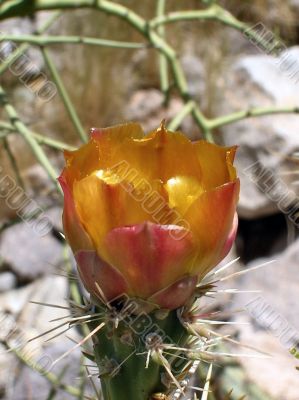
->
<box><xmin>91</xmin><ymin>122</ymin><xmax>144</xmax><ymax>142</ymax></box>
<box><xmin>195</xmin><ymin>140</ymin><xmax>237</xmax><ymax>190</ymax></box>
<box><xmin>165</xmin><ymin>175</ymin><xmax>204</xmax><ymax>216</ymax></box>
<box><xmin>92</xmin><ymin>124</ymin><xmax>202</xmax><ymax>185</ymax></box>
<box><xmin>63</xmin><ymin>122</ymin><xmax>145</xmax><ymax>185</ymax></box>
<box><xmin>63</xmin><ymin>138</ymin><xmax>101</xmax><ymax>185</ymax></box>
<box><xmin>73</xmin><ymin>171</ymin><xmax>170</xmax><ymax>260</ymax></box>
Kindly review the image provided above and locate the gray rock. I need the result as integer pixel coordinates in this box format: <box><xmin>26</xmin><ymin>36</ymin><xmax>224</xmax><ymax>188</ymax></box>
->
<box><xmin>234</xmin><ymin>238</ymin><xmax>299</xmax><ymax>333</ymax></box>
<box><xmin>230</xmin><ymin>321</ymin><xmax>299</xmax><ymax>400</ymax></box>
<box><xmin>45</xmin><ymin>206</ymin><xmax>63</xmax><ymax>234</ymax></box>
<box><xmin>218</xmin><ymin>46</ymin><xmax>299</xmax><ymax>219</ymax></box>
<box><xmin>0</xmin><ymin>275</ymin><xmax>69</xmax><ymax>334</ymax></box>
<box><xmin>290</xmin><ymin>0</ymin><xmax>299</xmax><ymax>10</ymax></box>
<box><xmin>0</xmin><ymin>275</ymin><xmax>98</xmax><ymax>399</ymax></box>
<box><xmin>0</xmin><ymin>343</ymin><xmax>16</xmax><ymax>397</ymax></box>
<box><xmin>8</xmin><ymin>340</ymin><xmax>94</xmax><ymax>400</ymax></box>
<box><xmin>125</xmin><ymin>89</ymin><xmax>164</xmax><ymax>122</ymax></box>
<box><xmin>0</xmin><ymin>276</ymin><xmax>70</xmax><ymax>349</ymax></box>
<box><xmin>181</xmin><ymin>54</ymin><xmax>205</xmax><ymax>101</ymax></box>
<box><xmin>0</xmin><ymin>222</ymin><xmax>63</xmax><ymax>281</ymax></box>
<box><xmin>0</xmin><ymin>282</ymin><xmax>34</xmax><ymax>315</ymax></box>
<box><xmin>23</xmin><ymin>163</ymin><xmax>57</xmax><ymax>198</ymax></box>
<box><xmin>227</xmin><ymin>239</ymin><xmax>299</xmax><ymax>400</ymax></box>
<box><xmin>125</xmin><ymin>89</ymin><xmax>197</xmax><ymax>138</ymax></box>
<box><xmin>0</xmin><ymin>272</ymin><xmax>17</xmax><ymax>292</ymax></box>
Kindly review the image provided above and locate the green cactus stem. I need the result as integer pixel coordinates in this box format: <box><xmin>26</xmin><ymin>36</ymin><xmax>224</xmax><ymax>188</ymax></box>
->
<box><xmin>88</xmin><ymin>299</ymin><xmax>190</xmax><ymax>400</ymax></box>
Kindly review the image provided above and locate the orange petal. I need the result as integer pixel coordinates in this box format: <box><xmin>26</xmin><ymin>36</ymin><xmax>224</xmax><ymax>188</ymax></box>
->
<box><xmin>91</xmin><ymin>123</ymin><xmax>202</xmax><ymax>184</ymax></box>
<box><xmin>63</xmin><ymin>138</ymin><xmax>101</xmax><ymax>186</ymax></box>
<box><xmin>62</xmin><ymin>123</ymin><xmax>145</xmax><ymax>187</ymax></box>
<box><xmin>58</xmin><ymin>173</ymin><xmax>93</xmax><ymax>252</ymax></box>
<box><xmin>184</xmin><ymin>179</ymin><xmax>240</xmax><ymax>278</ymax></box>
<box><xmin>138</xmin><ymin>124</ymin><xmax>202</xmax><ymax>182</ymax></box>
<box><xmin>72</xmin><ymin>173</ymin><xmax>169</xmax><ymax>260</ymax></box>
<box><xmin>219</xmin><ymin>212</ymin><xmax>238</xmax><ymax>261</ymax></box>
<box><xmin>90</xmin><ymin>122</ymin><xmax>144</xmax><ymax>142</ymax></box>
<box><xmin>165</xmin><ymin>175</ymin><xmax>204</xmax><ymax>217</ymax></box>
<box><xmin>195</xmin><ymin>141</ymin><xmax>237</xmax><ymax>190</ymax></box>
<box><xmin>103</xmin><ymin>222</ymin><xmax>196</xmax><ymax>298</ymax></box>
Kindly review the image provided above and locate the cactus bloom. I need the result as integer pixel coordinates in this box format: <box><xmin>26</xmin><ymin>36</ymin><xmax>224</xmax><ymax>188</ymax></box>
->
<box><xmin>59</xmin><ymin>123</ymin><xmax>239</xmax><ymax>310</ymax></box>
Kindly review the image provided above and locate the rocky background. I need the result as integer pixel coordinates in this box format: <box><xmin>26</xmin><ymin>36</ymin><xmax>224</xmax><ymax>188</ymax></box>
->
<box><xmin>0</xmin><ymin>1</ymin><xmax>299</xmax><ymax>399</ymax></box>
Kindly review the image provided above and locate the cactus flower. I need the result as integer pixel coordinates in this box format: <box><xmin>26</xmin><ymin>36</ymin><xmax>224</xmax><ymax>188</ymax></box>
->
<box><xmin>59</xmin><ymin>123</ymin><xmax>239</xmax><ymax>310</ymax></box>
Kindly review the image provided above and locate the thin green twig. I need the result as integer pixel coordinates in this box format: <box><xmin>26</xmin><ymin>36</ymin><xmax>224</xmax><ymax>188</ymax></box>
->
<box><xmin>208</xmin><ymin>106</ymin><xmax>299</xmax><ymax>129</ymax></box>
<box><xmin>45</xmin><ymin>364</ymin><xmax>69</xmax><ymax>400</ymax></box>
<box><xmin>2</xmin><ymin>136</ymin><xmax>25</xmax><ymax>188</ymax></box>
<box><xmin>79</xmin><ymin>356</ymin><xmax>88</xmax><ymax>400</ymax></box>
<box><xmin>151</xmin><ymin>5</ymin><xmax>218</xmax><ymax>28</ymax></box>
<box><xmin>0</xmin><ymin>11</ymin><xmax>61</xmax><ymax>76</ymax></box>
<box><xmin>192</xmin><ymin>106</ymin><xmax>214</xmax><ymax>142</ymax></box>
<box><xmin>0</xmin><ymin>34</ymin><xmax>146</xmax><ymax>49</ymax></box>
<box><xmin>0</xmin><ymin>120</ymin><xmax>75</xmax><ymax>151</ymax></box>
<box><xmin>41</xmin><ymin>47</ymin><xmax>87</xmax><ymax>143</ymax></box>
<box><xmin>63</xmin><ymin>244</ymin><xmax>83</xmax><ymax>307</ymax></box>
<box><xmin>150</xmin><ymin>5</ymin><xmax>244</xmax><ymax>30</ymax></box>
<box><xmin>30</xmin><ymin>132</ymin><xmax>75</xmax><ymax>152</ymax></box>
<box><xmin>0</xmin><ymin>85</ymin><xmax>61</xmax><ymax>192</ymax></box>
<box><xmin>156</xmin><ymin>0</ymin><xmax>170</xmax><ymax>103</ymax></box>
<box><xmin>63</xmin><ymin>243</ymin><xmax>90</xmax><ymax>339</ymax></box>
<box><xmin>8</xmin><ymin>344</ymin><xmax>95</xmax><ymax>399</ymax></box>
<box><xmin>167</xmin><ymin>100</ymin><xmax>195</xmax><ymax>131</ymax></box>
<box><xmin>0</xmin><ymin>1</ymin><xmax>147</xmax><ymax>33</ymax></box>
<box><xmin>150</xmin><ymin>4</ymin><xmax>282</xmax><ymax>54</ymax></box>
